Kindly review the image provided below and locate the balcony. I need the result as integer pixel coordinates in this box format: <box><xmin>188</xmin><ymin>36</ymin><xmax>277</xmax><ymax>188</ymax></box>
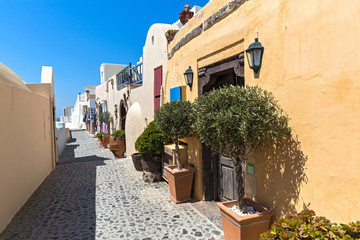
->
<box><xmin>129</xmin><ymin>63</ymin><xmax>143</xmax><ymax>86</ymax></box>
<box><xmin>116</xmin><ymin>63</ymin><xmax>143</xmax><ymax>89</ymax></box>
<box><xmin>116</xmin><ymin>66</ymin><xmax>130</xmax><ymax>88</ymax></box>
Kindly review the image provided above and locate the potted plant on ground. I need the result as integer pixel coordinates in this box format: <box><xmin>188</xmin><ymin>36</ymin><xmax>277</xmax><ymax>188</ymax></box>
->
<box><xmin>96</xmin><ymin>132</ymin><xmax>105</xmax><ymax>146</ymax></box>
<box><xmin>99</xmin><ymin>112</ymin><xmax>113</xmax><ymax>148</ymax></box>
<box><xmin>135</xmin><ymin>121</ymin><xmax>169</xmax><ymax>183</ymax></box>
<box><xmin>193</xmin><ymin>85</ymin><xmax>291</xmax><ymax>240</ymax></box>
<box><xmin>131</xmin><ymin>152</ymin><xmax>143</xmax><ymax>171</ymax></box>
<box><xmin>155</xmin><ymin>100</ymin><xmax>196</xmax><ymax>203</ymax></box>
<box><xmin>109</xmin><ymin>130</ymin><xmax>126</xmax><ymax>157</ymax></box>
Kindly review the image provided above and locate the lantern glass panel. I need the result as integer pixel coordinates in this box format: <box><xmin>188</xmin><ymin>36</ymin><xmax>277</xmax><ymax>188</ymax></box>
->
<box><xmin>253</xmin><ymin>49</ymin><xmax>262</xmax><ymax>66</ymax></box>
<box><xmin>187</xmin><ymin>74</ymin><xmax>193</xmax><ymax>85</ymax></box>
<box><xmin>246</xmin><ymin>51</ymin><xmax>253</xmax><ymax>67</ymax></box>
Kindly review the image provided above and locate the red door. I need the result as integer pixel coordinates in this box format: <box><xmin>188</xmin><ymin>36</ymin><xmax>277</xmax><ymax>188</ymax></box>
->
<box><xmin>154</xmin><ymin>66</ymin><xmax>163</xmax><ymax>112</ymax></box>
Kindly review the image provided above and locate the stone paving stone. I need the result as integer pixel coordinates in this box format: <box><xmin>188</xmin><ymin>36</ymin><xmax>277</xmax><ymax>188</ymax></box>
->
<box><xmin>0</xmin><ymin>130</ymin><xmax>224</xmax><ymax>240</ymax></box>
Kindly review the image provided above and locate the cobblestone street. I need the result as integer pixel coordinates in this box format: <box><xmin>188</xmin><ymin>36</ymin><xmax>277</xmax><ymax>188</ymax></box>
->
<box><xmin>0</xmin><ymin>131</ymin><xmax>224</xmax><ymax>240</ymax></box>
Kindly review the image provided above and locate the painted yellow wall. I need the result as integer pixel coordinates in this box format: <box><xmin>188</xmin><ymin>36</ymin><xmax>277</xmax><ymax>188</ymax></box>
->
<box><xmin>0</xmin><ymin>82</ymin><xmax>54</xmax><ymax>232</ymax></box>
<box><xmin>166</xmin><ymin>0</ymin><xmax>360</xmax><ymax>223</ymax></box>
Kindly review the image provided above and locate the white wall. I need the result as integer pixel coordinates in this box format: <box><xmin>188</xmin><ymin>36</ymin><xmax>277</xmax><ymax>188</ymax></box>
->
<box><xmin>56</xmin><ymin>122</ymin><xmax>66</xmax><ymax>157</ymax></box>
<box><xmin>100</xmin><ymin>63</ymin><xmax>127</xmax><ymax>84</ymax></box>
<box><xmin>0</xmin><ymin>66</ymin><xmax>55</xmax><ymax>232</ymax></box>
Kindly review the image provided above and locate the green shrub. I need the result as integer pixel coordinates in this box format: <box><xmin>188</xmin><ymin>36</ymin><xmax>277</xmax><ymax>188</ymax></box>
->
<box><xmin>135</xmin><ymin>121</ymin><xmax>169</xmax><ymax>155</ymax></box>
<box><xmin>111</xmin><ymin>130</ymin><xmax>125</xmax><ymax>139</ymax></box>
<box><xmin>155</xmin><ymin>100</ymin><xmax>195</xmax><ymax>169</ymax></box>
<box><xmin>260</xmin><ymin>209</ymin><xmax>360</xmax><ymax>239</ymax></box>
<box><xmin>193</xmin><ymin>85</ymin><xmax>291</xmax><ymax>209</ymax></box>
<box><xmin>96</xmin><ymin>132</ymin><xmax>105</xmax><ymax>138</ymax></box>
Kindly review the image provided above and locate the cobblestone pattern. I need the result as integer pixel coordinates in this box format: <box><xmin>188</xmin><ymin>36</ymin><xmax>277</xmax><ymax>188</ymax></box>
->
<box><xmin>0</xmin><ymin>131</ymin><xmax>224</xmax><ymax>240</ymax></box>
<box><xmin>58</xmin><ymin>130</ymin><xmax>115</xmax><ymax>165</ymax></box>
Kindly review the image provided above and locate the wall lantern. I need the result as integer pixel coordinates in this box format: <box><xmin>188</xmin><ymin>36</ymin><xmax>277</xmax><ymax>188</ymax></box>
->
<box><xmin>184</xmin><ymin>66</ymin><xmax>193</xmax><ymax>90</ymax></box>
<box><xmin>245</xmin><ymin>38</ymin><xmax>264</xmax><ymax>73</ymax></box>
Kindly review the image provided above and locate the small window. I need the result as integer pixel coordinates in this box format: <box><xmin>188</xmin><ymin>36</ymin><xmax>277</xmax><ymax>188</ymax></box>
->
<box><xmin>152</xmin><ymin>36</ymin><xmax>154</xmax><ymax>45</ymax></box>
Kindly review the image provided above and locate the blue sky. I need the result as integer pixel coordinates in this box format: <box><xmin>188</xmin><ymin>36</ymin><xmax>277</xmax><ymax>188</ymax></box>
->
<box><xmin>0</xmin><ymin>0</ymin><xmax>208</xmax><ymax>118</ymax></box>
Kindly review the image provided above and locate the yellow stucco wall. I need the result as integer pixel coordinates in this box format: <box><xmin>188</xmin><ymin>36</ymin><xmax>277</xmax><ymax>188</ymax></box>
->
<box><xmin>0</xmin><ymin>82</ymin><xmax>55</xmax><ymax>232</ymax></box>
<box><xmin>166</xmin><ymin>0</ymin><xmax>360</xmax><ymax>223</ymax></box>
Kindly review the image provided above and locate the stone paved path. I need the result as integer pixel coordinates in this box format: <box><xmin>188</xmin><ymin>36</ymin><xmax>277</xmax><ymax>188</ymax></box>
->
<box><xmin>0</xmin><ymin>131</ymin><xmax>224</xmax><ymax>240</ymax></box>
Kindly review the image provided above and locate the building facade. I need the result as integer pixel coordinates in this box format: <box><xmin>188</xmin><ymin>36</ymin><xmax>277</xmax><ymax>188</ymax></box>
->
<box><xmin>165</xmin><ymin>0</ymin><xmax>360</xmax><ymax>223</ymax></box>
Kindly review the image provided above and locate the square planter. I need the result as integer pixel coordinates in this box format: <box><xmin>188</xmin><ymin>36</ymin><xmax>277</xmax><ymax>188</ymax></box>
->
<box><xmin>165</xmin><ymin>165</ymin><xmax>195</xmax><ymax>204</ymax></box>
<box><xmin>217</xmin><ymin>199</ymin><xmax>273</xmax><ymax>240</ymax></box>
<box><xmin>102</xmin><ymin>134</ymin><xmax>110</xmax><ymax>148</ymax></box>
<box><xmin>131</xmin><ymin>153</ymin><xmax>143</xmax><ymax>171</ymax></box>
<box><xmin>109</xmin><ymin>137</ymin><xmax>126</xmax><ymax>157</ymax></box>
<box><xmin>97</xmin><ymin>137</ymin><xmax>103</xmax><ymax>147</ymax></box>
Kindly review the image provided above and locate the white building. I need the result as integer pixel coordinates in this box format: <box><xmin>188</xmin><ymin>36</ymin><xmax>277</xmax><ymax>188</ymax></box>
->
<box><xmin>60</xmin><ymin>86</ymin><xmax>96</xmax><ymax>130</ymax></box>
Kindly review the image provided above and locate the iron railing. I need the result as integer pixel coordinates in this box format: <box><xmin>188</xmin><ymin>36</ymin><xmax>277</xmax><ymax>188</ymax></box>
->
<box><xmin>130</xmin><ymin>63</ymin><xmax>143</xmax><ymax>85</ymax></box>
<box><xmin>116</xmin><ymin>65</ymin><xmax>130</xmax><ymax>88</ymax></box>
<box><xmin>116</xmin><ymin>62</ymin><xmax>143</xmax><ymax>88</ymax></box>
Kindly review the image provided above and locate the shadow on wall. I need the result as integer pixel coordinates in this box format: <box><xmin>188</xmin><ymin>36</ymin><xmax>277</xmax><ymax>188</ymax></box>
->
<box><xmin>255</xmin><ymin>134</ymin><xmax>308</xmax><ymax>219</ymax></box>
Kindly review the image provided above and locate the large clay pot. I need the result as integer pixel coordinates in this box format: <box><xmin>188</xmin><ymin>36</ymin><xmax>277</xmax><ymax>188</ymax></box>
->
<box><xmin>109</xmin><ymin>138</ymin><xmax>126</xmax><ymax>158</ymax></box>
<box><xmin>141</xmin><ymin>153</ymin><xmax>162</xmax><ymax>183</ymax></box>
<box><xmin>102</xmin><ymin>134</ymin><xmax>110</xmax><ymax>148</ymax></box>
<box><xmin>131</xmin><ymin>153</ymin><xmax>143</xmax><ymax>171</ymax></box>
<box><xmin>165</xmin><ymin>165</ymin><xmax>195</xmax><ymax>204</ymax></box>
<box><xmin>217</xmin><ymin>199</ymin><xmax>273</xmax><ymax>240</ymax></box>
<box><xmin>97</xmin><ymin>137</ymin><xmax>103</xmax><ymax>147</ymax></box>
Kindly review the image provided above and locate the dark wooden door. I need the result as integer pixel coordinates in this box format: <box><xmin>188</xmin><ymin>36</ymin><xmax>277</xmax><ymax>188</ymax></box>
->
<box><xmin>219</xmin><ymin>155</ymin><xmax>238</xmax><ymax>201</ymax></box>
<box><xmin>154</xmin><ymin>66</ymin><xmax>162</xmax><ymax>112</ymax></box>
<box><xmin>199</xmin><ymin>54</ymin><xmax>245</xmax><ymax>201</ymax></box>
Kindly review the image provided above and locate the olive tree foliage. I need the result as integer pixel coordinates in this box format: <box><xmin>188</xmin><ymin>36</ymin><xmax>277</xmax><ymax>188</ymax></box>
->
<box><xmin>99</xmin><ymin>112</ymin><xmax>113</xmax><ymax>134</ymax></box>
<box><xmin>193</xmin><ymin>85</ymin><xmax>291</xmax><ymax>210</ymax></box>
<box><xmin>155</xmin><ymin>100</ymin><xmax>195</xmax><ymax>170</ymax></box>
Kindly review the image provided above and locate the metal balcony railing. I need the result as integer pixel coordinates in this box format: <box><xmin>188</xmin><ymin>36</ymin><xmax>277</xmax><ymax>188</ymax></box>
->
<box><xmin>129</xmin><ymin>63</ymin><xmax>143</xmax><ymax>85</ymax></box>
<box><xmin>116</xmin><ymin>66</ymin><xmax>130</xmax><ymax>88</ymax></box>
<box><xmin>116</xmin><ymin>62</ymin><xmax>143</xmax><ymax>88</ymax></box>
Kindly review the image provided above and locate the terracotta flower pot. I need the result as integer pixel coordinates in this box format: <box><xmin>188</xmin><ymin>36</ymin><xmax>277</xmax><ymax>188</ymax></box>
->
<box><xmin>217</xmin><ymin>199</ymin><xmax>273</xmax><ymax>240</ymax></box>
<box><xmin>109</xmin><ymin>138</ymin><xmax>126</xmax><ymax>157</ymax></box>
<box><xmin>102</xmin><ymin>134</ymin><xmax>110</xmax><ymax>148</ymax></box>
<box><xmin>165</xmin><ymin>165</ymin><xmax>195</xmax><ymax>204</ymax></box>
<box><xmin>131</xmin><ymin>153</ymin><xmax>143</xmax><ymax>171</ymax></box>
<box><xmin>97</xmin><ymin>137</ymin><xmax>103</xmax><ymax>146</ymax></box>
<box><xmin>141</xmin><ymin>153</ymin><xmax>162</xmax><ymax>183</ymax></box>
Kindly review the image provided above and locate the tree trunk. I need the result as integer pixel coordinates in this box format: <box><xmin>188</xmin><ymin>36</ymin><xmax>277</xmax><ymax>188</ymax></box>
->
<box><xmin>174</xmin><ymin>139</ymin><xmax>182</xmax><ymax>170</ymax></box>
<box><xmin>234</xmin><ymin>156</ymin><xmax>245</xmax><ymax>211</ymax></box>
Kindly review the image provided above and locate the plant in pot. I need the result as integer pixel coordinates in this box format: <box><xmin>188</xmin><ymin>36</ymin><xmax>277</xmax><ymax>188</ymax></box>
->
<box><xmin>109</xmin><ymin>130</ymin><xmax>126</xmax><ymax>157</ymax></box>
<box><xmin>99</xmin><ymin>111</ymin><xmax>113</xmax><ymax>148</ymax></box>
<box><xmin>155</xmin><ymin>100</ymin><xmax>196</xmax><ymax>204</ymax></box>
<box><xmin>165</xmin><ymin>29</ymin><xmax>179</xmax><ymax>44</ymax></box>
<box><xmin>135</xmin><ymin>121</ymin><xmax>169</xmax><ymax>183</ymax></box>
<box><xmin>96</xmin><ymin>132</ymin><xmax>105</xmax><ymax>146</ymax></box>
<box><xmin>193</xmin><ymin>85</ymin><xmax>291</xmax><ymax>240</ymax></box>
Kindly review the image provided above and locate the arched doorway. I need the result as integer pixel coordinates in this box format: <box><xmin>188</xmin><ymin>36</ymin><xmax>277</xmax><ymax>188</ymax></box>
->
<box><xmin>120</xmin><ymin>101</ymin><xmax>127</xmax><ymax>130</ymax></box>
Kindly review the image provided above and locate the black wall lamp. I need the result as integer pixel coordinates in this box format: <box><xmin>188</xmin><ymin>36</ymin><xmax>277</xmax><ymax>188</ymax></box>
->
<box><xmin>245</xmin><ymin>38</ymin><xmax>264</xmax><ymax>73</ymax></box>
<box><xmin>184</xmin><ymin>66</ymin><xmax>194</xmax><ymax>90</ymax></box>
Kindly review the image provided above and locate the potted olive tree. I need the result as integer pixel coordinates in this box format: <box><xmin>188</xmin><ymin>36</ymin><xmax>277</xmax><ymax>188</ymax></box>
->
<box><xmin>193</xmin><ymin>85</ymin><xmax>291</xmax><ymax>240</ymax></box>
<box><xmin>135</xmin><ymin>121</ymin><xmax>169</xmax><ymax>183</ymax></box>
<box><xmin>99</xmin><ymin>112</ymin><xmax>113</xmax><ymax>148</ymax></box>
<box><xmin>155</xmin><ymin>100</ymin><xmax>196</xmax><ymax>203</ymax></box>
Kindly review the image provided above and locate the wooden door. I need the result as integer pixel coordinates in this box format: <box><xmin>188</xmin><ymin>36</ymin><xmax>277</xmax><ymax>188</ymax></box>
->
<box><xmin>154</xmin><ymin>66</ymin><xmax>162</xmax><ymax>112</ymax></box>
<box><xmin>219</xmin><ymin>155</ymin><xmax>238</xmax><ymax>201</ymax></box>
